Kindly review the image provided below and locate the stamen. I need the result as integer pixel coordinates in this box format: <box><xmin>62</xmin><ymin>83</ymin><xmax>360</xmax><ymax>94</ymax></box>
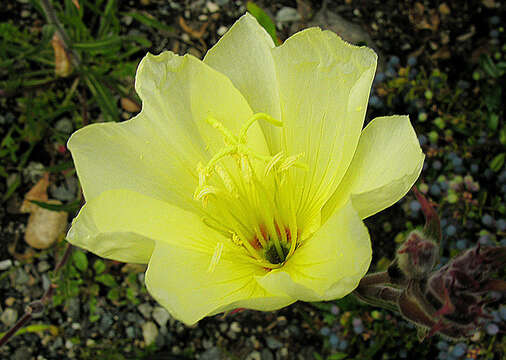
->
<box><xmin>205</xmin><ymin>116</ymin><xmax>237</xmax><ymax>144</ymax></box>
<box><xmin>264</xmin><ymin>151</ymin><xmax>285</xmax><ymax>176</ymax></box>
<box><xmin>239</xmin><ymin>112</ymin><xmax>283</xmax><ymax>143</ymax></box>
<box><xmin>207</xmin><ymin>242</ymin><xmax>224</xmax><ymax>273</ymax></box>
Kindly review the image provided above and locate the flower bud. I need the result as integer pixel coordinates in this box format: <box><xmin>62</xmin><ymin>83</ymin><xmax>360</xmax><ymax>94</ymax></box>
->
<box><xmin>395</xmin><ymin>230</ymin><xmax>439</xmax><ymax>280</ymax></box>
<box><xmin>413</xmin><ymin>186</ymin><xmax>441</xmax><ymax>242</ymax></box>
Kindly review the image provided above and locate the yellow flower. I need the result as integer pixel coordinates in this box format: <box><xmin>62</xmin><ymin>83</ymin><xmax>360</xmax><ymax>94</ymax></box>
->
<box><xmin>66</xmin><ymin>14</ymin><xmax>424</xmax><ymax>325</ymax></box>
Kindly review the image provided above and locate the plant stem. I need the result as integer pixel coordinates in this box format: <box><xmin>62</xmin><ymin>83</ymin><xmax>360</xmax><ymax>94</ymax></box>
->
<box><xmin>0</xmin><ymin>243</ymin><xmax>73</xmax><ymax>347</ymax></box>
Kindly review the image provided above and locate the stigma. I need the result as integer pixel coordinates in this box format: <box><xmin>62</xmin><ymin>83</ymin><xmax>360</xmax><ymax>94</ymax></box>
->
<box><xmin>194</xmin><ymin>112</ymin><xmax>305</xmax><ymax>269</ymax></box>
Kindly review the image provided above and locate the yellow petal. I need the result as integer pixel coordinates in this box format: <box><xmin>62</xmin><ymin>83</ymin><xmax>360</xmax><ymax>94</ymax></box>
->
<box><xmin>68</xmin><ymin>114</ymin><xmax>199</xmax><ymax>211</ymax></box>
<box><xmin>204</xmin><ymin>13</ymin><xmax>282</xmax><ymax>153</ymax></box>
<box><xmin>323</xmin><ymin>115</ymin><xmax>425</xmax><ymax>221</ymax></box>
<box><xmin>146</xmin><ymin>241</ymin><xmax>295</xmax><ymax>325</ymax></box>
<box><xmin>271</xmin><ymin>28</ymin><xmax>377</xmax><ymax>223</ymax></box>
<box><xmin>66</xmin><ymin>189</ymin><xmax>176</xmax><ymax>263</ymax></box>
<box><xmin>136</xmin><ymin>51</ymin><xmax>268</xmax><ymax>157</ymax></box>
<box><xmin>257</xmin><ymin>201</ymin><xmax>371</xmax><ymax>301</ymax></box>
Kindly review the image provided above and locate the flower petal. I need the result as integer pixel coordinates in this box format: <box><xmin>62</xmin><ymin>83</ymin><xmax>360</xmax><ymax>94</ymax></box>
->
<box><xmin>323</xmin><ymin>115</ymin><xmax>425</xmax><ymax>221</ymax></box>
<box><xmin>146</xmin><ymin>241</ymin><xmax>295</xmax><ymax>325</ymax></box>
<box><xmin>67</xmin><ymin>189</ymin><xmax>177</xmax><ymax>263</ymax></box>
<box><xmin>136</xmin><ymin>51</ymin><xmax>268</xmax><ymax>157</ymax></box>
<box><xmin>69</xmin><ymin>51</ymin><xmax>269</xmax><ymax>208</ymax></box>
<box><xmin>257</xmin><ymin>201</ymin><xmax>371</xmax><ymax>301</ymax></box>
<box><xmin>204</xmin><ymin>13</ymin><xmax>282</xmax><ymax>152</ymax></box>
<box><xmin>271</xmin><ymin>28</ymin><xmax>377</xmax><ymax>224</ymax></box>
<box><xmin>68</xmin><ymin>114</ymin><xmax>199</xmax><ymax>212</ymax></box>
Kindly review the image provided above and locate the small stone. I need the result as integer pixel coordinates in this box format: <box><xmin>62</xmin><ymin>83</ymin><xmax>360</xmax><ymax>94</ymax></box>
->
<box><xmin>65</xmin><ymin>339</ymin><xmax>74</xmax><ymax>350</ymax></box>
<box><xmin>37</xmin><ymin>261</ymin><xmax>51</xmax><ymax>273</ymax></box>
<box><xmin>206</xmin><ymin>2</ymin><xmax>219</xmax><ymax>13</ymax></box>
<box><xmin>261</xmin><ymin>349</ymin><xmax>274</xmax><ymax>360</ymax></box>
<box><xmin>266</xmin><ymin>336</ymin><xmax>283</xmax><ymax>350</ymax></box>
<box><xmin>13</xmin><ymin>347</ymin><xmax>31</xmax><ymax>360</ymax></box>
<box><xmin>230</xmin><ymin>321</ymin><xmax>241</xmax><ymax>333</ymax></box>
<box><xmin>153</xmin><ymin>306</ymin><xmax>171</xmax><ymax>327</ymax></box>
<box><xmin>20</xmin><ymin>10</ymin><xmax>30</xmax><ymax>18</ymax></box>
<box><xmin>202</xmin><ymin>338</ymin><xmax>213</xmax><ymax>349</ymax></box>
<box><xmin>137</xmin><ymin>303</ymin><xmax>153</xmax><ymax>319</ymax></box>
<box><xmin>219</xmin><ymin>323</ymin><xmax>228</xmax><ymax>332</ymax></box>
<box><xmin>217</xmin><ymin>25</ymin><xmax>228</xmax><ymax>36</ymax></box>
<box><xmin>245</xmin><ymin>351</ymin><xmax>261</xmax><ymax>360</ymax></box>
<box><xmin>55</xmin><ymin>118</ymin><xmax>73</xmax><ymax>134</ymax></box>
<box><xmin>276</xmin><ymin>7</ymin><xmax>301</xmax><ymax>22</ymax></box>
<box><xmin>65</xmin><ymin>297</ymin><xmax>80</xmax><ymax>320</ymax></box>
<box><xmin>1</xmin><ymin>308</ymin><xmax>18</xmax><ymax>326</ymax></box>
<box><xmin>142</xmin><ymin>321</ymin><xmax>158</xmax><ymax>345</ymax></box>
<box><xmin>201</xmin><ymin>347</ymin><xmax>222</xmax><ymax>360</ymax></box>
<box><xmin>0</xmin><ymin>259</ymin><xmax>12</xmax><ymax>271</ymax></box>
<box><xmin>126</xmin><ymin>326</ymin><xmax>135</xmax><ymax>338</ymax></box>
<box><xmin>5</xmin><ymin>297</ymin><xmax>16</xmax><ymax>306</ymax></box>
<box><xmin>24</xmin><ymin>201</ymin><xmax>68</xmax><ymax>249</ymax></box>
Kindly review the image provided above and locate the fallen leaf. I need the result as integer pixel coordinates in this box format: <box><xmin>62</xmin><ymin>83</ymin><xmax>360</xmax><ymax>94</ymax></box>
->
<box><xmin>20</xmin><ymin>173</ymin><xmax>49</xmax><ymax>213</ymax></box>
<box><xmin>438</xmin><ymin>3</ymin><xmax>451</xmax><ymax>16</ymax></box>
<box><xmin>178</xmin><ymin>17</ymin><xmax>209</xmax><ymax>39</ymax></box>
<box><xmin>24</xmin><ymin>200</ymin><xmax>68</xmax><ymax>250</ymax></box>
<box><xmin>51</xmin><ymin>33</ymin><xmax>73</xmax><ymax>77</ymax></box>
<box><xmin>121</xmin><ymin>97</ymin><xmax>141</xmax><ymax>113</ymax></box>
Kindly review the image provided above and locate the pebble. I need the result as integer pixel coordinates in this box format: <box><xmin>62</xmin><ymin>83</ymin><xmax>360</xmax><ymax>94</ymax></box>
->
<box><xmin>0</xmin><ymin>259</ymin><xmax>12</xmax><ymax>271</ymax></box>
<box><xmin>5</xmin><ymin>297</ymin><xmax>15</xmax><ymax>306</ymax></box>
<box><xmin>206</xmin><ymin>1</ymin><xmax>219</xmax><ymax>13</ymax></box>
<box><xmin>245</xmin><ymin>351</ymin><xmax>261</xmax><ymax>360</ymax></box>
<box><xmin>276</xmin><ymin>7</ymin><xmax>301</xmax><ymax>22</ymax></box>
<box><xmin>152</xmin><ymin>306</ymin><xmax>171</xmax><ymax>327</ymax></box>
<box><xmin>1</xmin><ymin>308</ymin><xmax>18</xmax><ymax>326</ymax></box>
<box><xmin>261</xmin><ymin>349</ymin><xmax>274</xmax><ymax>360</ymax></box>
<box><xmin>230</xmin><ymin>321</ymin><xmax>241</xmax><ymax>333</ymax></box>
<box><xmin>65</xmin><ymin>297</ymin><xmax>80</xmax><ymax>320</ymax></box>
<box><xmin>217</xmin><ymin>25</ymin><xmax>228</xmax><ymax>36</ymax></box>
<box><xmin>266</xmin><ymin>336</ymin><xmax>283</xmax><ymax>350</ymax></box>
<box><xmin>200</xmin><ymin>346</ymin><xmax>222</xmax><ymax>360</ymax></box>
<box><xmin>37</xmin><ymin>261</ymin><xmax>51</xmax><ymax>273</ymax></box>
<box><xmin>219</xmin><ymin>323</ymin><xmax>228</xmax><ymax>332</ymax></box>
<box><xmin>142</xmin><ymin>321</ymin><xmax>158</xmax><ymax>345</ymax></box>
<box><xmin>13</xmin><ymin>347</ymin><xmax>31</xmax><ymax>360</ymax></box>
<box><xmin>137</xmin><ymin>303</ymin><xmax>153</xmax><ymax>319</ymax></box>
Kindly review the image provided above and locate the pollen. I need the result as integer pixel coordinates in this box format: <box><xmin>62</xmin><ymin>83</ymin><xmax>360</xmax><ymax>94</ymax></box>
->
<box><xmin>194</xmin><ymin>112</ymin><xmax>306</xmax><ymax>268</ymax></box>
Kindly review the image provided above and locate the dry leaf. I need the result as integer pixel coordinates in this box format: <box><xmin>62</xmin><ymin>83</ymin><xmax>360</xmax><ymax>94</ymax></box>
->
<box><xmin>178</xmin><ymin>17</ymin><xmax>209</xmax><ymax>39</ymax></box>
<box><xmin>20</xmin><ymin>173</ymin><xmax>49</xmax><ymax>213</ymax></box>
<box><xmin>438</xmin><ymin>3</ymin><xmax>451</xmax><ymax>16</ymax></box>
<box><xmin>121</xmin><ymin>97</ymin><xmax>141</xmax><ymax>113</ymax></box>
<box><xmin>24</xmin><ymin>200</ymin><xmax>68</xmax><ymax>250</ymax></box>
<box><xmin>52</xmin><ymin>33</ymin><xmax>73</xmax><ymax>77</ymax></box>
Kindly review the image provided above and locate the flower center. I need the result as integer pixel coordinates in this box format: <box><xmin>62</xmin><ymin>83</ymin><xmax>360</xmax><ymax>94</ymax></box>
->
<box><xmin>194</xmin><ymin>113</ymin><xmax>305</xmax><ymax>269</ymax></box>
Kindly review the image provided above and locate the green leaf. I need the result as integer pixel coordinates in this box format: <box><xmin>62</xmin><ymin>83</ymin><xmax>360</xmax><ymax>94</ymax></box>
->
<box><xmin>124</xmin><ymin>11</ymin><xmax>174</xmax><ymax>33</ymax></box>
<box><xmin>499</xmin><ymin>128</ymin><xmax>506</xmax><ymax>146</ymax></box>
<box><xmin>83</xmin><ymin>73</ymin><xmax>119</xmax><ymax>122</ymax></box>
<box><xmin>0</xmin><ymin>324</ymin><xmax>58</xmax><ymax>339</ymax></box>
<box><xmin>95</xmin><ymin>273</ymin><xmax>118</xmax><ymax>287</ymax></box>
<box><xmin>72</xmin><ymin>36</ymin><xmax>122</xmax><ymax>53</ymax></box>
<box><xmin>107</xmin><ymin>287</ymin><xmax>121</xmax><ymax>301</ymax></box>
<box><xmin>488</xmin><ymin>113</ymin><xmax>499</xmax><ymax>131</ymax></box>
<box><xmin>72</xmin><ymin>250</ymin><xmax>88</xmax><ymax>272</ymax></box>
<box><xmin>29</xmin><ymin>200</ymin><xmax>80</xmax><ymax>213</ymax></box>
<box><xmin>328</xmin><ymin>354</ymin><xmax>348</xmax><ymax>360</ymax></box>
<box><xmin>93</xmin><ymin>259</ymin><xmax>106</xmax><ymax>275</ymax></box>
<box><xmin>490</xmin><ymin>153</ymin><xmax>505</xmax><ymax>172</ymax></box>
<box><xmin>246</xmin><ymin>2</ymin><xmax>280</xmax><ymax>45</ymax></box>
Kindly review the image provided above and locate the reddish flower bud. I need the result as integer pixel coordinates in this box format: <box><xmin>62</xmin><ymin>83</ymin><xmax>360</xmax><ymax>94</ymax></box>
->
<box><xmin>396</xmin><ymin>230</ymin><xmax>439</xmax><ymax>280</ymax></box>
<box><xmin>412</xmin><ymin>186</ymin><xmax>442</xmax><ymax>242</ymax></box>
